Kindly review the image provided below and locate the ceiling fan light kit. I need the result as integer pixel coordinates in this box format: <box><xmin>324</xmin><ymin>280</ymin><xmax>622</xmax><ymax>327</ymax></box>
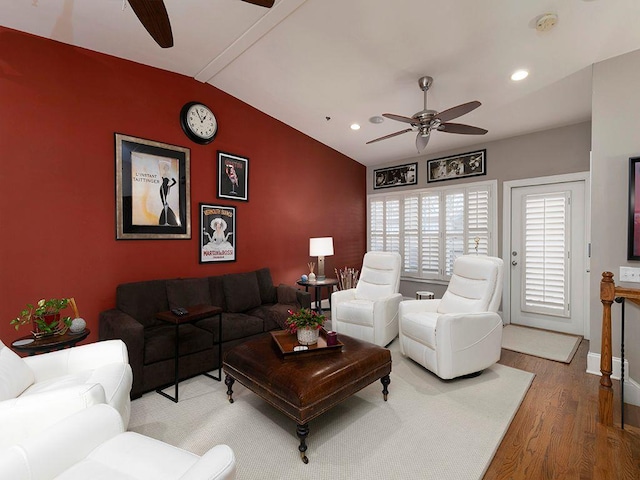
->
<box><xmin>366</xmin><ymin>76</ymin><xmax>488</xmax><ymax>153</ymax></box>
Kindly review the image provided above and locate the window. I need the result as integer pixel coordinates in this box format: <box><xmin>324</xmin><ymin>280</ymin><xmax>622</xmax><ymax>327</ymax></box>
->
<box><xmin>368</xmin><ymin>180</ymin><xmax>496</xmax><ymax>280</ymax></box>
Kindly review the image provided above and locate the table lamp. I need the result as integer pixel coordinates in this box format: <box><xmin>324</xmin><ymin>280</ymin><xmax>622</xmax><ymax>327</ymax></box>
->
<box><xmin>309</xmin><ymin>237</ymin><xmax>334</xmax><ymax>281</ymax></box>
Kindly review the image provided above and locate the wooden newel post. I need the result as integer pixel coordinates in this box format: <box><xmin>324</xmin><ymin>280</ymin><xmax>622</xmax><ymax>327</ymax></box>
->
<box><xmin>599</xmin><ymin>271</ymin><xmax>615</xmax><ymax>426</ymax></box>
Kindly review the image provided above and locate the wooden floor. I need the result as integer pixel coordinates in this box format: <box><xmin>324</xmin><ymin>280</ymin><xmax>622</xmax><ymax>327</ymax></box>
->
<box><xmin>485</xmin><ymin>340</ymin><xmax>640</xmax><ymax>479</ymax></box>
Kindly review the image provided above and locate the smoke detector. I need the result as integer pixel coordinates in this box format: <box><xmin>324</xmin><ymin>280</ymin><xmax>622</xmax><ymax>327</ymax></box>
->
<box><xmin>536</xmin><ymin>13</ymin><xmax>558</xmax><ymax>32</ymax></box>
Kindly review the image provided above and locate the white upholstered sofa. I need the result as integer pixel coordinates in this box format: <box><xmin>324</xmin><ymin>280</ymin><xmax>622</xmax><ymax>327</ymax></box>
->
<box><xmin>331</xmin><ymin>251</ymin><xmax>402</xmax><ymax>347</ymax></box>
<box><xmin>0</xmin><ymin>339</ymin><xmax>133</xmax><ymax>449</ymax></box>
<box><xmin>0</xmin><ymin>404</ymin><xmax>236</xmax><ymax>479</ymax></box>
<box><xmin>399</xmin><ymin>255</ymin><xmax>504</xmax><ymax>379</ymax></box>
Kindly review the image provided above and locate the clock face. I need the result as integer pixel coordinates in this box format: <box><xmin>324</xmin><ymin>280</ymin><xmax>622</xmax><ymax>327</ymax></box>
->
<box><xmin>181</xmin><ymin>102</ymin><xmax>217</xmax><ymax>144</ymax></box>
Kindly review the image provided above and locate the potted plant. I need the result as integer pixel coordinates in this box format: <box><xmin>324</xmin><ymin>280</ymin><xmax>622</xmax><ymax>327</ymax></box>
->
<box><xmin>285</xmin><ymin>308</ymin><xmax>325</xmax><ymax>345</ymax></box>
<box><xmin>11</xmin><ymin>298</ymin><xmax>73</xmax><ymax>337</ymax></box>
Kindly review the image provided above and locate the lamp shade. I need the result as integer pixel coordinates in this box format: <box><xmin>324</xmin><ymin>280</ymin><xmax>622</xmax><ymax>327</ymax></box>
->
<box><xmin>309</xmin><ymin>237</ymin><xmax>334</xmax><ymax>257</ymax></box>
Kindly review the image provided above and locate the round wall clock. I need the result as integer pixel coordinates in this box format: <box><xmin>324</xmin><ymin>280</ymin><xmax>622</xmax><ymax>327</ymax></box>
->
<box><xmin>180</xmin><ymin>101</ymin><xmax>218</xmax><ymax>144</ymax></box>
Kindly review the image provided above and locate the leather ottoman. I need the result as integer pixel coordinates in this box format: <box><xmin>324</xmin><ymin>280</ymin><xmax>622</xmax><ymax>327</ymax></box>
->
<box><xmin>223</xmin><ymin>332</ymin><xmax>392</xmax><ymax>463</ymax></box>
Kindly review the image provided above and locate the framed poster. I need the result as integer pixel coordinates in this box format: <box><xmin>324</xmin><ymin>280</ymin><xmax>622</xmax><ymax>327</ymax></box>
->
<box><xmin>374</xmin><ymin>162</ymin><xmax>418</xmax><ymax>189</ymax></box>
<box><xmin>200</xmin><ymin>203</ymin><xmax>236</xmax><ymax>263</ymax></box>
<box><xmin>628</xmin><ymin>156</ymin><xmax>640</xmax><ymax>260</ymax></box>
<box><xmin>115</xmin><ymin>134</ymin><xmax>190</xmax><ymax>240</ymax></box>
<box><xmin>217</xmin><ymin>151</ymin><xmax>248</xmax><ymax>201</ymax></box>
<box><xmin>427</xmin><ymin>149</ymin><xmax>486</xmax><ymax>183</ymax></box>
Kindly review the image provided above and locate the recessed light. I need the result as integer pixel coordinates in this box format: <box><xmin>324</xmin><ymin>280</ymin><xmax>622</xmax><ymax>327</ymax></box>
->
<box><xmin>511</xmin><ymin>69</ymin><xmax>529</xmax><ymax>81</ymax></box>
<box><xmin>350</xmin><ymin>123</ymin><xmax>361</xmax><ymax>130</ymax></box>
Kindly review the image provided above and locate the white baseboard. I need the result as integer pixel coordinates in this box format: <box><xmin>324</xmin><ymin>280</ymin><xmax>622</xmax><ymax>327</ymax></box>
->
<box><xmin>587</xmin><ymin>352</ymin><xmax>640</xmax><ymax>407</ymax></box>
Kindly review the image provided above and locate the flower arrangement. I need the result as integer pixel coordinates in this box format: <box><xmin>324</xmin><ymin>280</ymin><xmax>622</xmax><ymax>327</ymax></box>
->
<box><xmin>285</xmin><ymin>308</ymin><xmax>325</xmax><ymax>334</ymax></box>
<box><xmin>11</xmin><ymin>298</ymin><xmax>75</xmax><ymax>335</ymax></box>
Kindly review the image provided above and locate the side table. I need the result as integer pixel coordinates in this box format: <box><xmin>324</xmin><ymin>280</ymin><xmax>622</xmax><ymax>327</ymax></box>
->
<box><xmin>155</xmin><ymin>304</ymin><xmax>223</xmax><ymax>403</ymax></box>
<box><xmin>416</xmin><ymin>291</ymin><xmax>435</xmax><ymax>300</ymax></box>
<box><xmin>296</xmin><ymin>278</ymin><xmax>339</xmax><ymax>314</ymax></box>
<box><xmin>11</xmin><ymin>329</ymin><xmax>90</xmax><ymax>356</ymax></box>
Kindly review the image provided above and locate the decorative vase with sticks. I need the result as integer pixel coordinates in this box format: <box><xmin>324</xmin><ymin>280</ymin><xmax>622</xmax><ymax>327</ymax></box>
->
<box><xmin>307</xmin><ymin>262</ymin><xmax>316</xmax><ymax>281</ymax></box>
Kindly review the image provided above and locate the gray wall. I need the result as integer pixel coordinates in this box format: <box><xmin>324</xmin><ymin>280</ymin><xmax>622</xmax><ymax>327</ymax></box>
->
<box><xmin>591</xmin><ymin>50</ymin><xmax>640</xmax><ymax>376</ymax></box>
<box><xmin>367</xmin><ymin>122</ymin><xmax>592</xmax><ymax>299</ymax></box>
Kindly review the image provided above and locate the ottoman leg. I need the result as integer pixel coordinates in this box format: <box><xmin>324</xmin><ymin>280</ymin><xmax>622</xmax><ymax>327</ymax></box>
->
<box><xmin>225</xmin><ymin>375</ymin><xmax>235</xmax><ymax>403</ymax></box>
<box><xmin>381</xmin><ymin>375</ymin><xmax>390</xmax><ymax>401</ymax></box>
<box><xmin>296</xmin><ymin>423</ymin><xmax>310</xmax><ymax>464</ymax></box>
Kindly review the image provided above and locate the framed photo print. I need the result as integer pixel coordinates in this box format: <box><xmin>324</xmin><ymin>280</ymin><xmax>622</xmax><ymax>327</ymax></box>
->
<box><xmin>628</xmin><ymin>156</ymin><xmax>640</xmax><ymax>260</ymax></box>
<box><xmin>115</xmin><ymin>133</ymin><xmax>190</xmax><ymax>240</ymax></box>
<box><xmin>427</xmin><ymin>149</ymin><xmax>486</xmax><ymax>183</ymax></box>
<box><xmin>217</xmin><ymin>151</ymin><xmax>248</xmax><ymax>201</ymax></box>
<box><xmin>373</xmin><ymin>162</ymin><xmax>418</xmax><ymax>189</ymax></box>
<box><xmin>200</xmin><ymin>203</ymin><xmax>236</xmax><ymax>263</ymax></box>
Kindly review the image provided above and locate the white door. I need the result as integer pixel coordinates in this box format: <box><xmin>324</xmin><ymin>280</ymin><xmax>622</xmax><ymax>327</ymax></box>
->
<box><xmin>510</xmin><ymin>181</ymin><xmax>587</xmax><ymax>336</ymax></box>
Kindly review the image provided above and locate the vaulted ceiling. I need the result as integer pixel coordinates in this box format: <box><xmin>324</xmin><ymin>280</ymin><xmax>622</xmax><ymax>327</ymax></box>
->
<box><xmin>3</xmin><ymin>0</ymin><xmax>640</xmax><ymax>165</ymax></box>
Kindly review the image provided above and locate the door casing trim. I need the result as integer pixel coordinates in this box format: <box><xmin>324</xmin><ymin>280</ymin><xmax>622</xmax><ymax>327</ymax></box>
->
<box><xmin>502</xmin><ymin>171</ymin><xmax>591</xmax><ymax>339</ymax></box>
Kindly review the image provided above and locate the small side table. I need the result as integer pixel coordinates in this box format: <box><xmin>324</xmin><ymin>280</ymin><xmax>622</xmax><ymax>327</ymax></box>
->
<box><xmin>296</xmin><ymin>278</ymin><xmax>339</xmax><ymax>314</ymax></box>
<box><xmin>155</xmin><ymin>304</ymin><xmax>223</xmax><ymax>403</ymax></box>
<box><xmin>11</xmin><ymin>329</ymin><xmax>90</xmax><ymax>356</ymax></box>
<box><xmin>416</xmin><ymin>291</ymin><xmax>435</xmax><ymax>300</ymax></box>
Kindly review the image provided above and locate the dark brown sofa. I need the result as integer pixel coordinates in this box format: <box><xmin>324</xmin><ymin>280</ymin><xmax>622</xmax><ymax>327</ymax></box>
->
<box><xmin>99</xmin><ymin>268</ymin><xmax>310</xmax><ymax>398</ymax></box>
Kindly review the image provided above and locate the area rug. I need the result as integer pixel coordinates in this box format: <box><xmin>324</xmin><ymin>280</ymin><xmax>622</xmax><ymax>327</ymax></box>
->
<box><xmin>502</xmin><ymin>324</ymin><xmax>582</xmax><ymax>363</ymax></box>
<box><xmin>129</xmin><ymin>340</ymin><xmax>534</xmax><ymax>480</ymax></box>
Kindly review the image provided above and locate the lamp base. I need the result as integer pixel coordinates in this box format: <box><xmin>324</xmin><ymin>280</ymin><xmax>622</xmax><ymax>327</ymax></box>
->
<box><xmin>316</xmin><ymin>275</ymin><xmax>326</xmax><ymax>281</ymax></box>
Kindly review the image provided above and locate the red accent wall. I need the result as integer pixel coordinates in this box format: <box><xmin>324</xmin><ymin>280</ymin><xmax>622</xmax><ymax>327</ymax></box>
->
<box><xmin>0</xmin><ymin>27</ymin><xmax>366</xmax><ymax>344</ymax></box>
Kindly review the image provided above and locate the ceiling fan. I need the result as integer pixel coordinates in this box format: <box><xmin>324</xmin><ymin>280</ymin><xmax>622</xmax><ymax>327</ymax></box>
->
<box><xmin>367</xmin><ymin>76</ymin><xmax>488</xmax><ymax>153</ymax></box>
<box><xmin>128</xmin><ymin>0</ymin><xmax>276</xmax><ymax>48</ymax></box>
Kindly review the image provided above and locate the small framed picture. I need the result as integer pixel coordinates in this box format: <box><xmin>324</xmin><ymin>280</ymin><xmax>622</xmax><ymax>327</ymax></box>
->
<box><xmin>373</xmin><ymin>162</ymin><xmax>418</xmax><ymax>189</ymax></box>
<box><xmin>427</xmin><ymin>149</ymin><xmax>486</xmax><ymax>183</ymax></box>
<box><xmin>115</xmin><ymin>133</ymin><xmax>190</xmax><ymax>240</ymax></box>
<box><xmin>217</xmin><ymin>151</ymin><xmax>248</xmax><ymax>201</ymax></box>
<box><xmin>200</xmin><ymin>203</ymin><xmax>236</xmax><ymax>263</ymax></box>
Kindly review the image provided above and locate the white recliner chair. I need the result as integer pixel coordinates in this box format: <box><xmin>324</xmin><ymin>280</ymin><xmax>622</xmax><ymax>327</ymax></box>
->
<box><xmin>331</xmin><ymin>251</ymin><xmax>402</xmax><ymax>347</ymax></box>
<box><xmin>399</xmin><ymin>255</ymin><xmax>504</xmax><ymax>379</ymax></box>
<box><xmin>0</xmin><ymin>404</ymin><xmax>236</xmax><ymax>480</ymax></box>
<box><xmin>0</xmin><ymin>339</ymin><xmax>133</xmax><ymax>448</ymax></box>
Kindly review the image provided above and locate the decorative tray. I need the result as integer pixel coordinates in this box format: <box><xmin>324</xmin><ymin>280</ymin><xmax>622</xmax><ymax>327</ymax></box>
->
<box><xmin>271</xmin><ymin>329</ymin><xmax>343</xmax><ymax>359</ymax></box>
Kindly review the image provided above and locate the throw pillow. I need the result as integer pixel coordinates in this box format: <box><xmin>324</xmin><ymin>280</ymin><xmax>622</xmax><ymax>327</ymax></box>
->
<box><xmin>223</xmin><ymin>272</ymin><xmax>262</xmax><ymax>313</ymax></box>
<box><xmin>167</xmin><ymin>277</ymin><xmax>212</xmax><ymax>309</ymax></box>
<box><xmin>0</xmin><ymin>341</ymin><xmax>35</xmax><ymax>401</ymax></box>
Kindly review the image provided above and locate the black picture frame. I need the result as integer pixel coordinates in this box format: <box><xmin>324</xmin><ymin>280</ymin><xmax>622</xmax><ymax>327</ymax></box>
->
<box><xmin>217</xmin><ymin>151</ymin><xmax>248</xmax><ymax>201</ymax></box>
<box><xmin>628</xmin><ymin>156</ymin><xmax>640</xmax><ymax>260</ymax></box>
<box><xmin>427</xmin><ymin>149</ymin><xmax>486</xmax><ymax>183</ymax></box>
<box><xmin>115</xmin><ymin>133</ymin><xmax>190</xmax><ymax>240</ymax></box>
<box><xmin>200</xmin><ymin>203</ymin><xmax>236</xmax><ymax>263</ymax></box>
<box><xmin>373</xmin><ymin>162</ymin><xmax>418</xmax><ymax>189</ymax></box>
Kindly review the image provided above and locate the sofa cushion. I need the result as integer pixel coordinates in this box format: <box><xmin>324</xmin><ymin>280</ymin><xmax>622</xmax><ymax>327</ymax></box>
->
<box><xmin>208</xmin><ymin>276</ymin><xmax>226</xmax><ymax>310</ymax></box>
<box><xmin>144</xmin><ymin>324</ymin><xmax>214</xmax><ymax>365</ymax></box>
<box><xmin>255</xmin><ymin>268</ymin><xmax>277</xmax><ymax>304</ymax></box>
<box><xmin>0</xmin><ymin>341</ymin><xmax>34</xmax><ymax>401</ymax></box>
<box><xmin>223</xmin><ymin>272</ymin><xmax>262</xmax><ymax>313</ymax></box>
<box><xmin>117</xmin><ymin>280</ymin><xmax>168</xmax><ymax>328</ymax></box>
<box><xmin>277</xmin><ymin>284</ymin><xmax>298</xmax><ymax>305</ymax></box>
<box><xmin>195</xmin><ymin>313</ymin><xmax>263</xmax><ymax>343</ymax></box>
<box><xmin>166</xmin><ymin>278</ymin><xmax>212</xmax><ymax>309</ymax></box>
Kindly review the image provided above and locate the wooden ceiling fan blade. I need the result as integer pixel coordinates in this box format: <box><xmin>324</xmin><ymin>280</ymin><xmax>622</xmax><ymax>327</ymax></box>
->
<box><xmin>434</xmin><ymin>101</ymin><xmax>481</xmax><ymax>123</ymax></box>
<box><xmin>382</xmin><ymin>113</ymin><xmax>418</xmax><ymax>125</ymax></box>
<box><xmin>129</xmin><ymin>0</ymin><xmax>173</xmax><ymax>48</ymax></box>
<box><xmin>438</xmin><ymin>122</ymin><xmax>488</xmax><ymax>135</ymax></box>
<box><xmin>242</xmin><ymin>0</ymin><xmax>276</xmax><ymax>7</ymax></box>
<box><xmin>366</xmin><ymin>128</ymin><xmax>412</xmax><ymax>144</ymax></box>
<box><xmin>416</xmin><ymin>132</ymin><xmax>430</xmax><ymax>152</ymax></box>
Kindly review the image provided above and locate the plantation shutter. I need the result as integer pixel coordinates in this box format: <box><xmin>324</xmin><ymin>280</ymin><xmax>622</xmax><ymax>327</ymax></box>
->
<box><xmin>421</xmin><ymin>193</ymin><xmax>440</xmax><ymax>276</ymax></box>
<box><xmin>370</xmin><ymin>199</ymin><xmax>384</xmax><ymax>251</ymax></box>
<box><xmin>444</xmin><ymin>192</ymin><xmax>464</xmax><ymax>276</ymax></box>
<box><xmin>467</xmin><ymin>187</ymin><xmax>490</xmax><ymax>255</ymax></box>
<box><xmin>403</xmin><ymin>196</ymin><xmax>419</xmax><ymax>274</ymax></box>
<box><xmin>385</xmin><ymin>198</ymin><xmax>400</xmax><ymax>253</ymax></box>
<box><xmin>522</xmin><ymin>191</ymin><xmax>570</xmax><ymax>317</ymax></box>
